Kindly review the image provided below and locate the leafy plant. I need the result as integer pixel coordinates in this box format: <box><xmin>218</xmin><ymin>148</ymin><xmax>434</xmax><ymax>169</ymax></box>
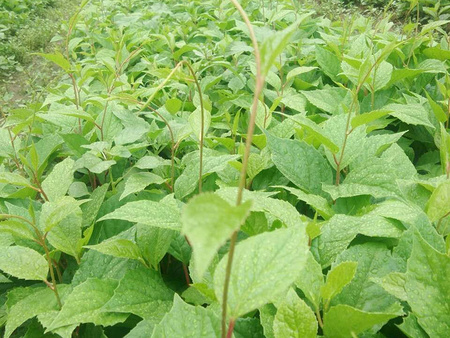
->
<box><xmin>0</xmin><ymin>0</ymin><xmax>449</xmax><ymax>337</ymax></box>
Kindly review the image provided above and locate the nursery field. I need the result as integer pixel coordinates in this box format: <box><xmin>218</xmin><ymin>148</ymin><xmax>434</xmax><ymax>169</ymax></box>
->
<box><xmin>0</xmin><ymin>0</ymin><xmax>449</xmax><ymax>337</ymax></box>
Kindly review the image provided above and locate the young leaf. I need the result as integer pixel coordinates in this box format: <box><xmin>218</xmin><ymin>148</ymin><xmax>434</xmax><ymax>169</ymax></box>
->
<box><xmin>351</xmin><ymin>110</ymin><xmax>391</xmax><ymax>129</ymax></box>
<box><xmin>136</xmin><ymin>225</ymin><xmax>176</xmax><ymax>269</ymax></box>
<box><xmin>273</xmin><ymin>288</ymin><xmax>317</xmax><ymax>338</ymax></box>
<box><xmin>120</xmin><ymin>172</ymin><xmax>165</xmax><ymax>201</ymax></box>
<box><xmin>41</xmin><ymin>158</ymin><xmax>75</xmax><ymax>202</ymax></box>
<box><xmin>0</xmin><ymin>246</ymin><xmax>48</xmax><ymax>281</ymax></box>
<box><xmin>36</xmin><ymin>52</ymin><xmax>71</xmax><ymax>72</ymax></box>
<box><xmin>0</xmin><ymin>172</ymin><xmax>33</xmax><ymax>188</ymax></box>
<box><xmin>85</xmin><ymin>238</ymin><xmax>144</xmax><ymax>263</ymax></box>
<box><xmin>214</xmin><ymin>227</ymin><xmax>308</xmax><ymax>319</ymax></box>
<box><xmin>323</xmin><ymin>304</ymin><xmax>400</xmax><ymax>338</ymax></box>
<box><xmin>425</xmin><ymin>180</ymin><xmax>450</xmax><ymax>222</ymax></box>
<box><xmin>151</xmin><ymin>294</ymin><xmax>220</xmax><ymax>338</ymax></box>
<box><xmin>81</xmin><ymin>184</ymin><xmax>109</xmax><ymax>228</ymax></box>
<box><xmin>320</xmin><ymin>261</ymin><xmax>357</xmax><ymax>304</ymax></box>
<box><xmin>182</xmin><ymin>193</ymin><xmax>252</xmax><ymax>279</ymax></box>
<box><xmin>39</xmin><ymin>197</ymin><xmax>83</xmax><ymax>232</ymax></box>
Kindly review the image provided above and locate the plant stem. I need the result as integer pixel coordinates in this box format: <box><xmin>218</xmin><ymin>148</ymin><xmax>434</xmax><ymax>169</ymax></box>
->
<box><xmin>315</xmin><ymin>308</ymin><xmax>324</xmax><ymax>329</ymax></box>
<box><xmin>226</xmin><ymin>319</ymin><xmax>236</xmax><ymax>338</ymax></box>
<box><xmin>42</xmin><ymin>237</ymin><xmax>62</xmax><ymax>309</ymax></box>
<box><xmin>222</xmin><ymin>1</ymin><xmax>264</xmax><ymax>337</ymax></box>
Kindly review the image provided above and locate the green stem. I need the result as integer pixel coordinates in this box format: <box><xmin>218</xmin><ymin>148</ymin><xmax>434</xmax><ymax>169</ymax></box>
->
<box><xmin>222</xmin><ymin>1</ymin><xmax>265</xmax><ymax>337</ymax></box>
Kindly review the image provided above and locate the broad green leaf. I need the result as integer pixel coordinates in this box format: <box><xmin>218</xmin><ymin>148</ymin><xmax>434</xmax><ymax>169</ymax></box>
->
<box><xmin>383</xmin><ymin>103</ymin><xmax>434</xmax><ymax>128</ymax></box>
<box><xmin>234</xmin><ymin>317</ymin><xmax>265</xmax><ymax>338</ymax></box>
<box><xmin>182</xmin><ymin>193</ymin><xmax>251</xmax><ymax>279</ymax></box>
<box><xmin>260</xmin><ymin>17</ymin><xmax>308</xmax><ymax>77</ymax></box>
<box><xmin>397</xmin><ymin>314</ymin><xmax>428</xmax><ymax>338</ymax></box>
<box><xmin>371</xmin><ymin>272</ymin><xmax>407</xmax><ymax>301</ymax></box>
<box><xmin>5</xmin><ymin>285</ymin><xmax>70</xmax><ymax>338</ymax></box>
<box><xmin>260</xmin><ymin>304</ymin><xmax>277</xmax><ymax>338</ymax></box>
<box><xmin>0</xmin><ymin>172</ymin><xmax>33</xmax><ymax>188</ymax></box>
<box><xmin>41</xmin><ymin>158</ymin><xmax>74</xmax><ymax>202</ymax></box>
<box><xmin>81</xmin><ymin>184</ymin><xmax>109</xmax><ymax>228</ymax></box>
<box><xmin>72</xmin><ymin>250</ymin><xmax>140</xmax><ymax>287</ymax></box>
<box><xmin>273</xmin><ymin>288</ymin><xmax>317</xmax><ymax>338</ymax></box>
<box><xmin>85</xmin><ymin>238</ymin><xmax>144</xmax><ymax>263</ymax></box>
<box><xmin>323</xmin><ymin>304</ymin><xmax>400</xmax><ymax>338</ymax></box>
<box><xmin>39</xmin><ymin>196</ymin><xmax>83</xmax><ymax>232</ymax></box>
<box><xmin>425</xmin><ymin>91</ymin><xmax>447</xmax><ymax>123</ymax></box>
<box><xmin>405</xmin><ymin>233</ymin><xmax>450</xmax><ymax>337</ymax></box>
<box><xmin>295</xmin><ymin>252</ymin><xmax>324</xmax><ymax>311</ymax></box>
<box><xmin>168</xmin><ymin>233</ymin><xmax>192</xmax><ymax>264</ymax></box>
<box><xmin>47</xmin><ymin>279</ymin><xmax>128</xmax><ymax>331</ymax></box>
<box><xmin>98</xmin><ymin>198</ymin><xmax>181</xmax><ymax>229</ymax></box>
<box><xmin>286</xmin><ymin>67</ymin><xmax>317</xmax><ymax>82</ymax></box>
<box><xmin>36</xmin><ymin>52</ymin><xmax>71</xmax><ymax>71</ymax></box>
<box><xmin>103</xmin><ymin>267</ymin><xmax>174</xmax><ymax>319</ymax></box>
<box><xmin>151</xmin><ymin>294</ymin><xmax>220</xmax><ymax>338</ymax></box>
<box><xmin>136</xmin><ymin>225</ymin><xmax>176</xmax><ymax>269</ymax></box>
<box><xmin>282</xmin><ymin>186</ymin><xmax>334</xmax><ymax>219</ymax></box>
<box><xmin>351</xmin><ymin>110</ymin><xmax>391</xmax><ymax>129</ymax></box>
<box><xmin>0</xmin><ymin>220</ymin><xmax>35</xmax><ymax>241</ymax></box>
<box><xmin>425</xmin><ymin>180</ymin><xmax>450</xmax><ymax>222</ymax></box>
<box><xmin>302</xmin><ymin>87</ymin><xmax>351</xmax><ymax>115</ymax></box>
<box><xmin>47</xmin><ymin>212</ymin><xmax>82</xmax><ymax>260</ymax></box>
<box><xmin>135</xmin><ymin>156</ymin><xmax>171</xmax><ymax>170</ymax></box>
<box><xmin>165</xmin><ymin>97</ymin><xmax>182</xmax><ymax>114</ymax></box>
<box><xmin>267</xmin><ymin>134</ymin><xmax>333</xmax><ymax>195</ymax></box>
<box><xmin>214</xmin><ymin>227</ymin><xmax>308</xmax><ymax>318</ymax></box>
<box><xmin>120</xmin><ymin>172</ymin><xmax>165</xmax><ymax>200</ymax></box>
<box><xmin>332</xmin><ymin>243</ymin><xmax>402</xmax><ymax>313</ymax></box>
<box><xmin>314</xmin><ymin>214</ymin><xmax>402</xmax><ymax>268</ymax></box>
<box><xmin>174</xmin><ymin>153</ymin><xmax>239</xmax><ymax>199</ymax></box>
<box><xmin>315</xmin><ymin>46</ymin><xmax>341</xmax><ymax>80</ymax></box>
<box><xmin>321</xmin><ymin>261</ymin><xmax>357</xmax><ymax>304</ymax></box>
<box><xmin>0</xmin><ymin>246</ymin><xmax>48</xmax><ymax>281</ymax></box>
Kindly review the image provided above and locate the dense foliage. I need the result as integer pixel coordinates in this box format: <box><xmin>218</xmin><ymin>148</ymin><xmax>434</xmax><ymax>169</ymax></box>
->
<box><xmin>0</xmin><ymin>0</ymin><xmax>449</xmax><ymax>337</ymax></box>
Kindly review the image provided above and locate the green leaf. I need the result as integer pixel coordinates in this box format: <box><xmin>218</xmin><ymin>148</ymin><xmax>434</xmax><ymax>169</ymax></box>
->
<box><xmin>47</xmin><ymin>279</ymin><xmax>128</xmax><ymax>331</ymax></box>
<box><xmin>273</xmin><ymin>288</ymin><xmax>317</xmax><ymax>338</ymax></box>
<box><xmin>47</xmin><ymin>212</ymin><xmax>82</xmax><ymax>260</ymax></box>
<box><xmin>351</xmin><ymin>110</ymin><xmax>391</xmax><ymax>129</ymax></box>
<box><xmin>397</xmin><ymin>314</ymin><xmax>428</xmax><ymax>338</ymax></box>
<box><xmin>405</xmin><ymin>233</ymin><xmax>450</xmax><ymax>337</ymax></box>
<box><xmin>174</xmin><ymin>152</ymin><xmax>239</xmax><ymax>199</ymax></box>
<box><xmin>371</xmin><ymin>272</ymin><xmax>407</xmax><ymax>301</ymax></box>
<box><xmin>283</xmin><ymin>186</ymin><xmax>334</xmax><ymax>219</ymax></box>
<box><xmin>41</xmin><ymin>158</ymin><xmax>74</xmax><ymax>202</ymax></box>
<box><xmin>98</xmin><ymin>198</ymin><xmax>181</xmax><ymax>230</ymax></box>
<box><xmin>72</xmin><ymin>249</ymin><xmax>140</xmax><ymax>287</ymax></box>
<box><xmin>0</xmin><ymin>172</ymin><xmax>33</xmax><ymax>188</ymax></box>
<box><xmin>323</xmin><ymin>304</ymin><xmax>400</xmax><ymax>338</ymax></box>
<box><xmin>383</xmin><ymin>103</ymin><xmax>434</xmax><ymax>128</ymax></box>
<box><xmin>332</xmin><ymin>243</ymin><xmax>402</xmax><ymax>313</ymax></box>
<box><xmin>36</xmin><ymin>52</ymin><xmax>71</xmax><ymax>72</ymax></box>
<box><xmin>321</xmin><ymin>261</ymin><xmax>357</xmax><ymax>304</ymax></box>
<box><xmin>302</xmin><ymin>87</ymin><xmax>350</xmax><ymax>115</ymax></box>
<box><xmin>314</xmin><ymin>214</ymin><xmax>402</xmax><ymax>268</ymax></box>
<box><xmin>120</xmin><ymin>172</ymin><xmax>165</xmax><ymax>201</ymax></box>
<box><xmin>214</xmin><ymin>227</ymin><xmax>308</xmax><ymax>318</ymax></box>
<box><xmin>267</xmin><ymin>134</ymin><xmax>333</xmax><ymax>195</ymax></box>
<box><xmin>151</xmin><ymin>294</ymin><xmax>220</xmax><ymax>338</ymax></box>
<box><xmin>286</xmin><ymin>67</ymin><xmax>317</xmax><ymax>82</ymax></box>
<box><xmin>315</xmin><ymin>46</ymin><xmax>341</xmax><ymax>80</ymax></box>
<box><xmin>0</xmin><ymin>246</ymin><xmax>48</xmax><ymax>281</ymax></box>
<box><xmin>425</xmin><ymin>180</ymin><xmax>450</xmax><ymax>222</ymax></box>
<box><xmin>85</xmin><ymin>238</ymin><xmax>144</xmax><ymax>263</ymax></box>
<box><xmin>136</xmin><ymin>225</ymin><xmax>176</xmax><ymax>269</ymax></box>
<box><xmin>182</xmin><ymin>193</ymin><xmax>251</xmax><ymax>279</ymax></box>
<box><xmin>39</xmin><ymin>196</ymin><xmax>83</xmax><ymax>232</ymax></box>
<box><xmin>0</xmin><ymin>220</ymin><xmax>35</xmax><ymax>241</ymax></box>
<box><xmin>425</xmin><ymin>91</ymin><xmax>447</xmax><ymax>123</ymax></box>
<box><xmin>81</xmin><ymin>184</ymin><xmax>109</xmax><ymax>228</ymax></box>
<box><xmin>5</xmin><ymin>285</ymin><xmax>70</xmax><ymax>338</ymax></box>
<box><xmin>295</xmin><ymin>252</ymin><xmax>323</xmax><ymax>311</ymax></box>
<box><xmin>103</xmin><ymin>267</ymin><xmax>173</xmax><ymax>319</ymax></box>
<box><xmin>165</xmin><ymin>97</ymin><xmax>182</xmax><ymax>114</ymax></box>
<box><xmin>260</xmin><ymin>16</ymin><xmax>308</xmax><ymax>77</ymax></box>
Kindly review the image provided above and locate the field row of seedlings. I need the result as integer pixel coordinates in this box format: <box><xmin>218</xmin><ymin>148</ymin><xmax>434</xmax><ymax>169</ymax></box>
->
<box><xmin>0</xmin><ymin>0</ymin><xmax>449</xmax><ymax>337</ymax></box>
